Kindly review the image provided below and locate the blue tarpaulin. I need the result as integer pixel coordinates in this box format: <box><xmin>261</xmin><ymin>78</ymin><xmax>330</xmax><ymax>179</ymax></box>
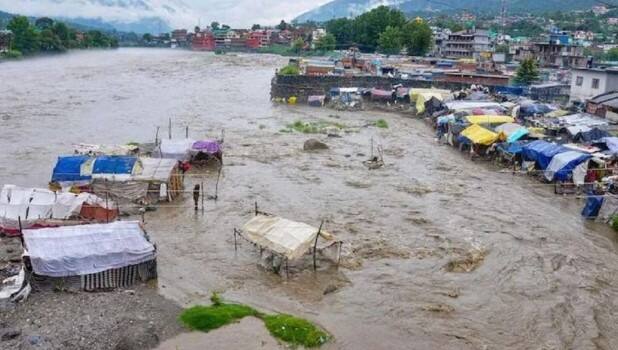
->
<box><xmin>522</xmin><ymin>140</ymin><xmax>568</xmax><ymax>170</ymax></box>
<box><xmin>52</xmin><ymin>156</ymin><xmax>91</xmax><ymax>182</ymax></box>
<box><xmin>544</xmin><ymin>151</ymin><xmax>591</xmax><ymax>182</ymax></box>
<box><xmin>92</xmin><ymin>156</ymin><xmax>137</xmax><ymax>174</ymax></box>
<box><xmin>496</xmin><ymin>141</ymin><xmax>526</xmax><ymax>156</ymax></box>
<box><xmin>494</xmin><ymin>86</ymin><xmax>525</xmax><ymax>96</ymax></box>
<box><xmin>582</xmin><ymin>195</ymin><xmax>604</xmax><ymax>219</ymax></box>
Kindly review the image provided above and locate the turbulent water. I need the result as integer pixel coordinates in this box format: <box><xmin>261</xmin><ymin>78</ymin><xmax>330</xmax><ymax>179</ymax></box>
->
<box><xmin>1</xmin><ymin>48</ymin><xmax>618</xmax><ymax>349</ymax></box>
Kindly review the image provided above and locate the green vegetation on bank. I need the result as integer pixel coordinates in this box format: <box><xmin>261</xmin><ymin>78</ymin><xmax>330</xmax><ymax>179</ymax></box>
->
<box><xmin>325</xmin><ymin>6</ymin><xmax>433</xmax><ymax>55</ymax></box>
<box><xmin>513</xmin><ymin>58</ymin><xmax>540</xmax><ymax>86</ymax></box>
<box><xmin>179</xmin><ymin>293</ymin><xmax>330</xmax><ymax>348</ymax></box>
<box><xmin>2</xmin><ymin>15</ymin><xmax>117</xmax><ymax>59</ymax></box>
<box><xmin>375</xmin><ymin>119</ymin><xmax>389</xmax><ymax>128</ymax></box>
<box><xmin>279</xmin><ymin>64</ymin><xmax>301</xmax><ymax>75</ymax></box>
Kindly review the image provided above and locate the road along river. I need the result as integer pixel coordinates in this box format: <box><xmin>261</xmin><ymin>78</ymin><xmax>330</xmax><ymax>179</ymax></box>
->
<box><xmin>1</xmin><ymin>48</ymin><xmax>617</xmax><ymax>349</ymax></box>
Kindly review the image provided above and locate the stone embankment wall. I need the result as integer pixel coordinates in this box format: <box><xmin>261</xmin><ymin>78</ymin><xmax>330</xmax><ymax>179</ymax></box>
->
<box><xmin>270</xmin><ymin>75</ymin><xmax>486</xmax><ymax>102</ymax></box>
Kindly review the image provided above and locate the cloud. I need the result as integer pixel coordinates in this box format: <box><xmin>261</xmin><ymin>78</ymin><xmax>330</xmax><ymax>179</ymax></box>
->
<box><xmin>0</xmin><ymin>0</ymin><xmax>333</xmax><ymax>28</ymax></box>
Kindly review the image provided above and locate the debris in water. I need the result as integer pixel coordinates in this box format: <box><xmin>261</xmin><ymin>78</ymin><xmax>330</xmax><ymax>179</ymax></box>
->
<box><xmin>422</xmin><ymin>303</ymin><xmax>454</xmax><ymax>313</ymax></box>
<box><xmin>303</xmin><ymin>139</ymin><xmax>329</xmax><ymax>151</ymax></box>
<box><xmin>444</xmin><ymin>247</ymin><xmax>488</xmax><ymax>273</ymax></box>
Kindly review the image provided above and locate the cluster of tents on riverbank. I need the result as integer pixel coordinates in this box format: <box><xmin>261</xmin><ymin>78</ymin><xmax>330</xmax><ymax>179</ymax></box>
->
<box><xmin>0</xmin><ymin>135</ymin><xmax>224</xmax><ymax>306</ymax></box>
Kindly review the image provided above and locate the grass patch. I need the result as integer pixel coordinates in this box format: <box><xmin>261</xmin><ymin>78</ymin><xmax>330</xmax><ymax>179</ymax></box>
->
<box><xmin>179</xmin><ymin>303</ymin><xmax>259</xmax><ymax>332</ymax></box>
<box><xmin>374</xmin><ymin>119</ymin><xmax>389</xmax><ymax>128</ymax></box>
<box><xmin>263</xmin><ymin>314</ymin><xmax>330</xmax><ymax>348</ymax></box>
<box><xmin>180</xmin><ymin>293</ymin><xmax>330</xmax><ymax>347</ymax></box>
<box><xmin>279</xmin><ymin>65</ymin><xmax>301</xmax><ymax>76</ymax></box>
<box><xmin>285</xmin><ymin>120</ymin><xmax>345</xmax><ymax>134</ymax></box>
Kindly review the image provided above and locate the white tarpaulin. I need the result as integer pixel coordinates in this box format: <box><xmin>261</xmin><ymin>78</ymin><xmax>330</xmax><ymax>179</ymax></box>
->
<box><xmin>23</xmin><ymin>221</ymin><xmax>155</xmax><ymax>277</ymax></box>
<box><xmin>242</xmin><ymin>215</ymin><xmax>336</xmax><ymax>260</ymax></box>
<box><xmin>0</xmin><ymin>185</ymin><xmax>111</xmax><ymax>224</ymax></box>
<box><xmin>133</xmin><ymin>158</ymin><xmax>177</xmax><ymax>182</ymax></box>
<box><xmin>159</xmin><ymin>139</ymin><xmax>195</xmax><ymax>161</ymax></box>
<box><xmin>445</xmin><ymin>101</ymin><xmax>502</xmax><ymax>111</ymax></box>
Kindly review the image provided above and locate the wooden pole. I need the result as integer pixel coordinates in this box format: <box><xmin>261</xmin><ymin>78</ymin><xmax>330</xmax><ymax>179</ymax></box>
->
<box><xmin>254</xmin><ymin>201</ymin><xmax>258</xmax><ymax>216</ymax></box>
<box><xmin>313</xmin><ymin>220</ymin><xmax>324</xmax><ymax>271</ymax></box>
<box><xmin>186</xmin><ymin>125</ymin><xmax>189</xmax><ymax>139</ymax></box>
<box><xmin>155</xmin><ymin>126</ymin><xmax>160</xmax><ymax>145</ymax></box>
<box><xmin>233</xmin><ymin>229</ymin><xmax>238</xmax><ymax>252</ymax></box>
<box><xmin>18</xmin><ymin>216</ymin><xmax>24</xmax><ymax>248</ymax></box>
<box><xmin>105</xmin><ymin>189</ymin><xmax>109</xmax><ymax>223</ymax></box>
<box><xmin>168</xmin><ymin>118</ymin><xmax>172</xmax><ymax>140</ymax></box>
<box><xmin>201</xmin><ymin>180</ymin><xmax>205</xmax><ymax>213</ymax></box>
<box><xmin>214</xmin><ymin>166</ymin><xmax>222</xmax><ymax>201</ymax></box>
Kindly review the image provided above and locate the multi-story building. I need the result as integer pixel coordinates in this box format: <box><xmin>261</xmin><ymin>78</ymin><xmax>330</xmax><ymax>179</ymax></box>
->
<box><xmin>443</xmin><ymin>29</ymin><xmax>491</xmax><ymax>59</ymax></box>
<box><xmin>570</xmin><ymin>67</ymin><xmax>618</xmax><ymax>102</ymax></box>
<box><xmin>532</xmin><ymin>42</ymin><xmax>587</xmax><ymax>69</ymax></box>
<box><xmin>192</xmin><ymin>31</ymin><xmax>216</xmax><ymax>51</ymax></box>
<box><xmin>0</xmin><ymin>30</ymin><xmax>12</xmax><ymax>53</ymax></box>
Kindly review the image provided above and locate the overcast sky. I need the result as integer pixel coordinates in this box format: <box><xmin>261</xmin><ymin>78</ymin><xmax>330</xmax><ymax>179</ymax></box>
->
<box><xmin>0</xmin><ymin>0</ymin><xmax>332</xmax><ymax>28</ymax></box>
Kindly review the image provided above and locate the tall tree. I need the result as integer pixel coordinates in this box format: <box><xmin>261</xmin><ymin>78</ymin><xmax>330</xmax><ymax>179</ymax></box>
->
<box><xmin>292</xmin><ymin>37</ymin><xmax>304</xmax><ymax>54</ymax></box>
<box><xmin>514</xmin><ymin>58</ymin><xmax>539</xmax><ymax>85</ymax></box>
<box><xmin>277</xmin><ymin>20</ymin><xmax>288</xmax><ymax>31</ymax></box>
<box><xmin>401</xmin><ymin>18</ymin><xmax>433</xmax><ymax>56</ymax></box>
<box><xmin>52</xmin><ymin>22</ymin><xmax>71</xmax><ymax>48</ymax></box>
<box><xmin>35</xmin><ymin>17</ymin><xmax>54</xmax><ymax>30</ymax></box>
<box><xmin>606</xmin><ymin>47</ymin><xmax>618</xmax><ymax>61</ymax></box>
<box><xmin>7</xmin><ymin>16</ymin><xmax>40</xmax><ymax>54</ymax></box>
<box><xmin>210</xmin><ymin>21</ymin><xmax>220</xmax><ymax>30</ymax></box>
<box><xmin>39</xmin><ymin>28</ymin><xmax>64</xmax><ymax>52</ymax></box>
<box><xmin>378</xmin><ymin>26</ymin><xmax>402</xmax><ymax>55</ymax></box>
<box><xmin>314</xmin><ymin>33</ymin><xmax>336</xmax><ymax>51</ymax></box>
<box><xmin>325</xmin><ymin>18</ymin><xmax>354</xmax><ymax>47</ymax></box>
<box><xmin>351</xmin><ymin>6</ymin><xmax>406</xmax><ymax>52</ymax></box>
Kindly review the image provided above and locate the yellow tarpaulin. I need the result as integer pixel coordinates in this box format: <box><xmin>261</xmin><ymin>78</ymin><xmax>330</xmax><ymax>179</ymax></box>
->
<box><xmin>466</xmin><ymin>115</ymin><xmax>514</xmax><ymax>124</ymax></box>
<box><xmin>410</xmin><ymin>89</ymin><xmax>450</xmax><ymax>114</ymax></box>
<box><xmin>461</xmin><ymin>124</ymin><xmax>500</xmax><ymax>145</ymax></box>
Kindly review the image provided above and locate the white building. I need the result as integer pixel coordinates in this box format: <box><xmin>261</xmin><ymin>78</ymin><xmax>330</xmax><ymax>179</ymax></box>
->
<box><xmin>570</xmin><ymin>67</ymin><xmax>618</xmax><ymax>103</ymax></box>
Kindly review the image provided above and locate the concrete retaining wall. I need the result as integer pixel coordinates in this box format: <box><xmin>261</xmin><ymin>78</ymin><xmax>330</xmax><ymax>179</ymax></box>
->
<box><xmin>270</xmin><ymin>75</ymin><xmax>486</xmax><ymax>102</ymax></box>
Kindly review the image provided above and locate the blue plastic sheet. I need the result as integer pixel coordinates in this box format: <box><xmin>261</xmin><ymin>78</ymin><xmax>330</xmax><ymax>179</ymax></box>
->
<box><xmin>522</xmin><ymin>140</ymin><xmax>568</xmax><ymax>170</ymax></box>
<box><xmin>582</xmin><ymin>195</ymin><xmax>604</xmax><ymax>219</ymax></box>
<box><xmin>52</xmin><ymin>156</ymin><xmax>91</xmax><ymax>182</ymax></box>
<box><xmin>92</xmin><ymin>156</ymin><xmax>137</xmax><ymax>174</ymax></box>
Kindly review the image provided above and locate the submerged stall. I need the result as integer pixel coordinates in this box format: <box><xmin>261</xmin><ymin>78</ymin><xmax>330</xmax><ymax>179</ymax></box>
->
<box><xmin>22</xmin><ymin>221</ymin><xmax>157</xmax><ymax>291</ymax></box>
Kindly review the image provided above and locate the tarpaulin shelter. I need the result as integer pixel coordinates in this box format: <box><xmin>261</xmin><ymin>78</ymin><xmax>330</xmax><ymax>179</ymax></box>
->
<box><xmin>410</xmin><ymin>88</ymin><xmax>450</xmax><ymax>114</ymax></box>
<box><xmin>158</xmin><ymin>139</ymin><xmax>195</xmax><ymax>161</ymax></box>
<box><xmin>582</xmin><ymin>195</ymin><xmax>604</xmax><ymax>219</ymax></box>
<box><xmin>466</xmin><ymin>115</ymin><xmax>514</xmax><ymax>125</ymax></box>
<box><xmin>396</xmin><ymin>87</ymin><xmax>410</xmax><ymax>99</ymax></box>
<box><xmin>572</xmin><ymin>127</ymin><xmax>611</xmax><ymax>143</ymax></box>
<box><xmin>460</xmin><ymin>124</ymin><xmax>500</xmax><ymax>146</ymax></box>
<box><xmin>22</xmin><ymin>221</ymin><xmax>157</xmax><ymax>291</ymax></box>
<box><xmin>445</xmin><ymin>101</ymin><xmax>503</xmax><ymax>112</ymax></box>
<box><xmin>91</xmin><ymin>156</ymin><xmax>138</xmax><ymax>182</ymax></box>
<box><xmin>522</xmin><ymin>140</ymin><xmax>568</xmax><ymax>170</ymax></box>
<box><xmin>544</xmin><ymin>151</ymin><xmax>591</xmax><ymax>183</ymax></box>
<box><xmin>51</xmin><ymin>156</ymin><xmax>91</xmax><ymax>184</ymax></box>
<box><xmin>602</xmin><ymin>137</ymin><xmax>618</xmax><ymax>155</ymax></box>
<box><xmin>308</xmin><ymin>95</ymin><xmax>326</xmax><ymax>107</ymax></box>
<box><xmin>0</xmin><ymin>185</ymin><xmax>117</xmax><ymax>236</ymax></box>
<box><xmin>495</xmin><ymin>123</ymin><xmax>529</xmax><ymax>143</ymax></box>
<box><xmin>519</xmin><ymin>102</ymin><xmax>554</xmax><ymax>117</ymax></box>
<box><xmin>370</xmin><ymin>88</ymin><xmax>393</xmax><ymax>101</ymax></box>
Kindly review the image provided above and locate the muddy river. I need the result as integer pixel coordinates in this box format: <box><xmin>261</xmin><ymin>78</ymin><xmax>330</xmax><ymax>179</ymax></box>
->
<box><xmin>1</xmin><ymin>48</ymin><xmax>618</xmax><ymax>349</ymax></box>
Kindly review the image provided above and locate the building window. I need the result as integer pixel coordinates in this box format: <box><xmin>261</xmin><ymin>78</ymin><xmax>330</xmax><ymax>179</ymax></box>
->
<box><xmin>592</xmin><ymin>78</ymin><xmax>600</xmax><ymax>89</ymax></box>
<box><xmin>576</xmin><ymin>76</ymin><xmax>583</xmax><ymax>86</ymax></box>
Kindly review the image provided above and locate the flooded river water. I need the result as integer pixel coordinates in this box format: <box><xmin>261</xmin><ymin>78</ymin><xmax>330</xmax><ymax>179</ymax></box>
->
<box><xmin>1</xmin><ymin>48</ymin><xmax>618</xmax><ymax>349</ymax></box>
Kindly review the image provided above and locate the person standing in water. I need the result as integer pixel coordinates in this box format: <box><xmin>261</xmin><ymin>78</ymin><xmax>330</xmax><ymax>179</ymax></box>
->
<box><xmin>193</xmin><ymin>184</ymin><xmax>200</xmax><ymax>211</ymax></box>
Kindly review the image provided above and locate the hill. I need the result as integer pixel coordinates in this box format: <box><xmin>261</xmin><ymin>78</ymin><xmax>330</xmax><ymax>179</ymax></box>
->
<box><xmin>294</xmin><ymin>0</ymin><xmax>599</xmax><ymax>23</ymax></box>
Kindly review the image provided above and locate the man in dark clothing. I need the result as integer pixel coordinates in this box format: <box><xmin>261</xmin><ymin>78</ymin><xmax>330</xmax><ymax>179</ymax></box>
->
<box><xmin>193</xmin><ymin>184</ymin><xmax>200</xmax><ymax>211</ymax></box>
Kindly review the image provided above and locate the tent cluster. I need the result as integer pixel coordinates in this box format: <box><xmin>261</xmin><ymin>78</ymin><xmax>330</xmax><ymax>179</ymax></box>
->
<box><xmin>428</xmin><ymin>95</ymin><xmax>618</xmax><ymax>198</ymax></box>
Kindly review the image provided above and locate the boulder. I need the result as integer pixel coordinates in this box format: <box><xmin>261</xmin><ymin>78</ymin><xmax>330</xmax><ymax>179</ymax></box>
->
<box><xmin>303</xmin><ymin>139</ymin><xmax>329</xmax><ymax>151</ymax></box>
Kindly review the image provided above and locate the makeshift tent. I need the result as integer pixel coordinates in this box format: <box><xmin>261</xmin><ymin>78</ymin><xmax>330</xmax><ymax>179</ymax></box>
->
<box><xmin>522</xmin><ymin>140</ymin><xmax>568</xmax><ymax>170</ymax></box>
<box><xmin>91</xmin><ymin>156</ymin><xmax>138</xmax><ymax>182</ymax></box>
<box><xmin>496</xmin><ymin>141</ymin><xmax>527</xmax><ymax>157</ymax></box>
<box><xmin>466</xmin><ymin>115</ymin><xmax>514</xmax><ymax>125</ymax></box>
<box><xmin>495</xmin><ymin>123</ymin><xmax>529</xmax><ymax>143</ymax></box>
<box><xmin>410</xmin><ymin>88</ymin><xmax>450</xmax><ymax>114</ymax></box>
<box><xmin>460</xmin><ymin>124</ymin><xmax>500</xmax><ymax>146</ymax></box>
<box><xmin>445</xmin><ymin>101</ymin><xmax>503</xmax><ymax>112</ymax></box>
<box><xmin>602</xmin><ymin>137</ymin><xmax>618</xmax><ymax>155</ymax></box>
<box><xmin>544</xmin><ymin>151</ymin><xmax>591</xmax><ymax>183</ymax></box>
<box><xmin>158</xmin><ymin>139</ymin><xmax>195</xmax><ymax>161</ymax></box>
<box><xmin>51</xmin><ymin>156</ymin><xmax>91</xmax><ymax>184</ymax></box>
<box><xmin>0</xmin><ymin>185</ymin><xmax>117</xmax><ymax>236</ymax></box>
<box><xmin>370</xmin><ymin>88</ymin><xmax>393</xmax><ymax>101</ymax></box>
<box><xmin>396</xmin><ymin>87</ymin><xmax>410</xmax><ymax>99</ymax></box>
<box><xmin>519</xmin><ymin>102</ymin><xmax>554</xmax><ymax>117</ymax></box>
<box><xmin>573</xmin><ymin>127</ymin><xmax>610</xmax><ymax>143</ymax></box>
<box><xmin>23</xmin><ymin>221</ymin><xmax>156</xmax><ymax>278</ymax></box>
<box><xmin>308</xmin><ymin>95</ymin><xmax>326</xmax><ymax>107</ymax></box>
<box><xmin>133</xmin><ymin>157</ymin><xmax>183</xmax><ymax>201</ymax></box>
<box><xmin>240</xmin><ymin>215</ymin><xmax>340</xmax><ymax>261</ymax></box>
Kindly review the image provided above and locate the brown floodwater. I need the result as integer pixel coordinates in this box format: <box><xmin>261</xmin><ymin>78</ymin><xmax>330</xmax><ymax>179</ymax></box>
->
<box><xmin>1</xmin><ymin>48</ymin><xmax>618</xmax><ymax>349</ymax></box>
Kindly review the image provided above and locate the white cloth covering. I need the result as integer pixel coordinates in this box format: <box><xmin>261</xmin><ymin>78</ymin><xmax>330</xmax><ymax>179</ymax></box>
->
<box><xmin>23</xmin><ymin>221</ymin><xmax>155</xmax><ymax>277</ymax></box>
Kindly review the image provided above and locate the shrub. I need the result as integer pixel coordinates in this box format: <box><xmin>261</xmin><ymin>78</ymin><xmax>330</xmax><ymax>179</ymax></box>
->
<box><xmin>1</xmin><ymin>50</ymin><xmax>23</xmax><ymax>59</ymax></box>
<box><xmin>375</xmin><ymin>119</ymin><xmax>389</xmax><ymax>128</ymax></box>
<box><xmin>279</xmin><ymin>65</ymin><xmax>300</xmax><ymax>75</ymax></box>
<box><xmin>263</xmin><ymin>314</ymin><xmax>330</xmax><ymax>348</ymax></box>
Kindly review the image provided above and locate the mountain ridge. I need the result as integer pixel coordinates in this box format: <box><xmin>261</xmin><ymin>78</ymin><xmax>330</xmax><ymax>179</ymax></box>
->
<box><xmin>294</xmin><ymin>0</ymin><xmax>600</xmax><ymax>23</ymax></box>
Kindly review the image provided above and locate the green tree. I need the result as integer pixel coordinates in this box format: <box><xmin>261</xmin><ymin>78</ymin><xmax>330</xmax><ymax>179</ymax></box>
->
<box><xmin>211</xmin><ymin>21</ymin><xmax>220</xmax><ymax>30</ymax></box>
<box><xmin>39</xmin><ymin>28</ymin><xmax>64</xmax><ymax>52</ymax></box>
<box><xmin>514</xmin><ymin>58</ymin><xmax>539</xmax><ymax>85</ymax></box>
<box><xmin>277</xmin><ymin>20</ymin><xmax>289</xmax><ymax>31</ymax></box>
<box><xmin>7</xmin><ymin>16</ymin><xmax>40</xmax><ymax>54</ymax></box>
<box><xmin>378</xmin><ymin>26</ymin><xmax>402</xmax><ymax>55</ymax></box>
<box><xmin>351</xmin><ymin>6</ymin><xmax>407</xmax><ymax>52</ymax></box>
<box><xmin>251</xmin><ymin>24</ymin><xmax>261</xmax><ymax>31</ymax></box>
<box><xmin>35</xmin><ymin>17</ymin><xmax>54</xmax><ymax>30</ymax></box>
<box><xmin>325</xmin><ymin>18</ymin><xmax>354</xmax><ymax>47</ymax></box>
<box><xmin>292</xmin><ymin>37</ymin><xmax>304</xmax><ymax>53</ymax></box>
<box><xmin>52</xmin><ymin>22</ymin><xmax>71</xmax><ymax>48</ymax></box>
<box><xmin>142</xmin><ymin>33</ymin><xmax>153</xmax><ymax>42</ymax></box>
<box><xmin>606</xmin><ymin>47</ymin><xmax>618</xmax><ymax>61</ymax></box>
<box><xmin>401</xmin><ymin>19</ymin><xmax>433</xmax><ymax>56</ymax></box>
<box><xmin>314</xmin><ymin>33</ymin><xmax>336</xmax><ymax>51</ymax></box>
